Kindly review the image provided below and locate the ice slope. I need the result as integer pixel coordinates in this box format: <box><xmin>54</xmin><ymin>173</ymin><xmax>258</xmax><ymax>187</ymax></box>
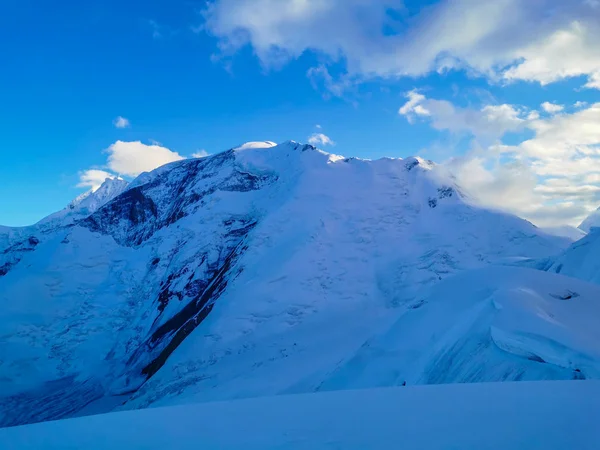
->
<box><xmin>1</xmin><ymin>381</ymin><xmax>598</xmax><ymax>450</ymax></box>
<box><xmin>579</xmin><ymin>206</ymin><xmax>600</xmax><ymax>233</ymax></box>
<box><xmin>540</xmin><ymin>229</ymin><xmax>600</xmax><ymax>284</ymax></box>
<box><xmin>0</xmin><ymin>142</ymin><xmax>574</xmax><ymax>426</ymax></box>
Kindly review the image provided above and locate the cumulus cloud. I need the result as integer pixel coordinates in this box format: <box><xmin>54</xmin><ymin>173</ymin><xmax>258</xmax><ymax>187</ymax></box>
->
<box><xmin>308</xmin><ymin>133</ymin><xmax>335</xmax><ymax>146</ymax></box>
<box><xmin>519</xmin><ymin>103</ymin><xmax>600</xmax><ymax>160</ymax></box>
<box><xmin>77</xmin><ymin>141</ymin><xmax>186</xmax><ymax>192</ymax></box>
<box><xmin>399</xmin><ymin>91</ymin><xmax>526</xmax><ymax>142</ymax></box>
<box><xmin>503</xmin><ymin>21</ymin><xmax>600</xmax><ymax>89</ymax></box>
<box><xmin>541</xmin><ymin>102</ymin><xmax>564</xmax><ymax>114</ymax></box>
<box><xmin>77</xmin><ymin>169</ymin><xmax>119</xmax><ymax>191</ymax></box>
<box><xmin>434</xmin><ymin>101</ymin><xmax>600</xmax><ymax>226</ymax></box>
<box><xmin>201</xmin><ymin>0</ymin><xmax>600</xmax><ymax>91</ymax></box>
<box><xmin>398</xmin><ymin>90</ymin><xmax>430</xmax><ymax>123</ymax></box>
<box><xmin>113</xmin><ymin>116</ymin><xmax>130</xmax><ymax>129</ymax></box>
<box><xmin>104</xmin><ymin>141</ymin><xmax>184</xmax><ymax>177</ymax></box>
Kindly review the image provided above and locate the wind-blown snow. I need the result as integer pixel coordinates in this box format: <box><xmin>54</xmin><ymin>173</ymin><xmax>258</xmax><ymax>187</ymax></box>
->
<box><xmin>0</xmin><ymin>382</ymin><xmax>597</xmax><ymax>449</ymax></box>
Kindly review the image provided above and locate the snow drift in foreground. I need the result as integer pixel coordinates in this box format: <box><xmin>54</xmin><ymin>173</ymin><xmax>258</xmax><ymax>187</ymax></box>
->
<box><xmin>0</xmin><ymin>381</ymin><xmax>598</xmax><ymax>449</ymax></box>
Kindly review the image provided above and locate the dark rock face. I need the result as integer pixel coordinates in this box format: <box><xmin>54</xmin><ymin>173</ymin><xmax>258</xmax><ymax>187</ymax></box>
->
<box><xmin>127</xmin><ymin>217</ymin><xmax>258</xmax><ymax>383</ymax></box>
<box><xmin>84</xmin><ymin>152</ymin><xmax>277</xmax><ymax>246</ymax></box>
<box><xmin>86</xmin><ymin>154</ymin><xmax>278</xmax><ymax>391</ymax></box>
<box><xmin>438</xmin><ymin>187</ymin><xmax>455</xmax><ymax>199</ymax></box>
<box><xmin>141</xmin><ymin>235</ymin><xmax>252</xmax><ymax>380</ymax></box>
<box><xmin>406</xmin><ymin>160</ymin><xmax>420</xmax><ymax>171</ymax></box>
<box><xmin>0</xmin><ymin>235</ymin><xmax>40</xmax><ymax>277</ymax></box>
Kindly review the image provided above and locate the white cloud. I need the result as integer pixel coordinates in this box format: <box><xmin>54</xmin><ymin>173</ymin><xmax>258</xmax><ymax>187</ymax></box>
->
<box><xmin>519</xmin><ymin>103</ymin><xmax>600</xmax><ymax>160</ymax></box>
<box><xmin>308</xmin><ymin>133</ymin><xmax>335</xmax><ymax>146</ymax></box>
<box><xmin>503</xmin><ymin>21</ymin><xmax>600</xmax><ymax>89</ymax></box>
<box><xmin>575</xmin><ymin>101</ymin><xmax>589</xmax><ymax>108</ymax></box>
<box><xmin>234</xmin><ymin>141</ymin><xmax>277</xmax><ymax>151</ymax></box>
<box><xmin>398</xmin><ymin>90</ymin><xmax>430</xmax><ymax>123</ymax></box>
<box><xmin>399</xmin><ymin>91</ymin><xmax>526</xmax><ymax>142</ymax></box>
<box><xmin>202</xmin><ymin>0</ymin><xmax>600</xmax><ymax>91</ymax></box>
<box><xmin>105</xmin><ymin>141</ymin><xmax>185</xmax><ymax>177</ymax></box>
<box><xmin>444</xmin><ymin>154</ymin><xmax>595</xmax><ymax>227</ymax></box>
<box><xmin>316</xmin><ymin>124</ymin><xmax>322</xmax><ymax>129</ymax></box>
<box><xmin>113</xmin><ymin>116</ymin><xmax>130</xmax><ymax>129</ymax></box>
<box><xmin>445</xmin><ymin>156</ymin><xmax>540</xmax><ymax>214</ymax></box>
<box><xmin>436</xmin><ymin>102</ymin><xmax>600</xmax><ymax>226</ymax></box>
<box><xmin>307</xmin><ymin>65</ymin><xmax>356</xmax><ymax>98</ymax></box>
<box><xmin>541</xmin><ymin>102</ymin><xmax>564</xmax><ymax>114</ymax></box>
<box><xmin>192</xmin><ymin>149</ymin><xmax>210</xmax><ymax>158</ymax></box>
<box><xmin>77</xmin><ymin>169</ymin><xmax>119</xmax><ymax>191</ymax></box>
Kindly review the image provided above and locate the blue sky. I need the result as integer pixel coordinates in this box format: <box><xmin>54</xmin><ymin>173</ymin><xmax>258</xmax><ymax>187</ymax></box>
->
<box><xmin>2</xmin><ymin>0</ymin><xmax>600</xmax><ymax>227</ymax></box>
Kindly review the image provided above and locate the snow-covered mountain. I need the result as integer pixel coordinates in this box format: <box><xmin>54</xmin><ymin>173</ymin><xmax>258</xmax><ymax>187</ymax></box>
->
<box><xmin>0</xmin><ymin>141</ymin><xmax>592</xmax><ymax>427</ymax></box>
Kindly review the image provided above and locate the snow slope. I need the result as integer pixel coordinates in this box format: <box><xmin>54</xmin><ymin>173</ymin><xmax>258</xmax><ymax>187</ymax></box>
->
<box><xmin>318</xmin><ymin>266</ymin><xmax>600</xmax><ymax>392</ymax></box>
<box><xmin>0</xmin><ymin>142</ymin><xmax>578</xmax><ymax>426</ymax></box>
<box><xmin>542</xmin><ymin>228</ymin><xmax>600</xmax><ymax>284</ymax></box>
<box><xmin>0</xmin><ymin>382</ymin><xmax>598</xmax><ymax>449</ymax></box>
<box><xmin>579</xmin><ymin>206</ymin><xmax>600</xmax><ymax>233</ymax></box>
<box><xmin>541</xmin><ymin>225</ymin><xmax>586</xmax><ymax>241</ymax></box>
<box><xmin>125</xmin><ymin>265</ymin><xmax>600</xmax><ymax>412</ymax></box>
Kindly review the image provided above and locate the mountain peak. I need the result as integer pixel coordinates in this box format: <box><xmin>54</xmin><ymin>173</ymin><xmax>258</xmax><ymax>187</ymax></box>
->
<box><xmin>579</xmin><ymin>207</ymin><xmax>600</xmax><ymax>233</ymax></box>
<box><xmin>37</xmin><ymin>176</ymin><xmax>129</xmax><ymax>229</ymax></box>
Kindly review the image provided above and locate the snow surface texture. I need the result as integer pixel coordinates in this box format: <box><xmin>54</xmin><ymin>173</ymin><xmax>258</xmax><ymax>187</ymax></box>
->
<box><xmin>0</xmin><ymin>382</ymin><xmax>598</xmax><ymax>449</ymax></box>
<box><xmin>0</xmin><ymin>141</ymin><xmax>590</xmax><ymax>427</ymax></box>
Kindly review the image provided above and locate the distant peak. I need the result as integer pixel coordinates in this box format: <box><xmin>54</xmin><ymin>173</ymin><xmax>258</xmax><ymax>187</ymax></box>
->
<box><xmin>36</xmin><ymin>176</ymin><xmax>129</xmax><ymax>228</ymax></box>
